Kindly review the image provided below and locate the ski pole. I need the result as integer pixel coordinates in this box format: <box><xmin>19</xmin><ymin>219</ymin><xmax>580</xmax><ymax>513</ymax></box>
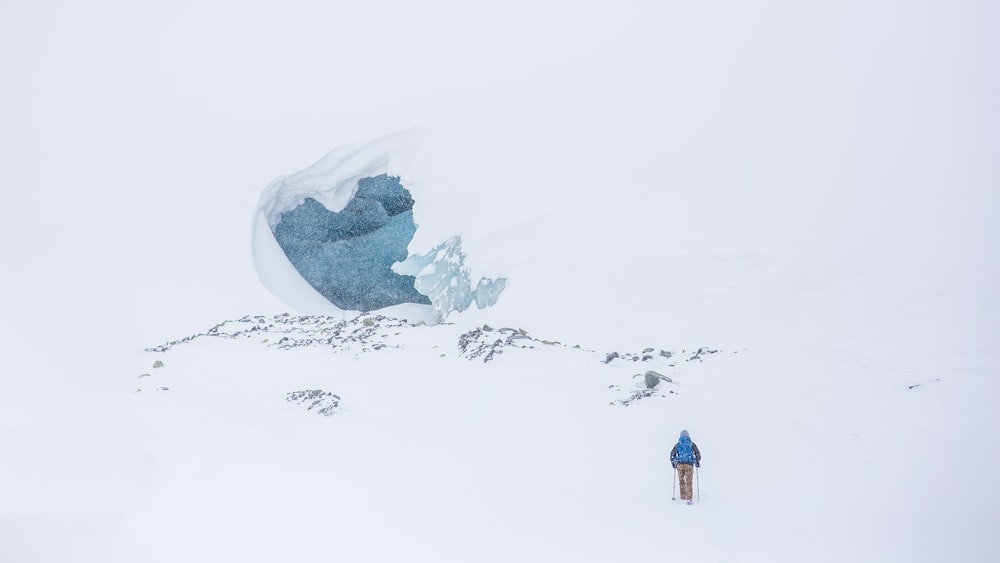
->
<box><xmin>696</xmin><ymin>466</ymin><xmax>700</xmax><ymax>502</ymax></box>
<box><xmin>672</xmin><ymin>467</ymin><xmax>677</xmax><ymax>501</ymax></box>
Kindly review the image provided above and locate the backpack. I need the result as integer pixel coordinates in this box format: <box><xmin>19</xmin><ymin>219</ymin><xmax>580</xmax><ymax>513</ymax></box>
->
<box><xmin>675</xmin><ymin>437</ymin><xmax>695</xmax><ymax>463</ymax></box>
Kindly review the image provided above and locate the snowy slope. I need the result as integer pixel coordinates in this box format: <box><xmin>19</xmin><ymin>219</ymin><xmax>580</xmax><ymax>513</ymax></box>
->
<box><xmin>2</xmin><ymin>1</ymin><xmax>999</xmax><ymax>562</ymax></box>
<box><xmin>27</xmin><ymin>314</ymin><xmax>993</xmax><ymax>563</ymax></box>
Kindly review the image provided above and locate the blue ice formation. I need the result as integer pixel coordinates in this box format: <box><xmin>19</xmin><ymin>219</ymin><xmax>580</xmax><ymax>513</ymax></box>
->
<box><xmin>272</xmin><ymin>175</ymin><xmax>430</xmax><ymax>312</ymax></box>
<box><xmin>396</xmin><ymin>237</ymin><xmax>508</xmax><ymax>321</ymax></box>
<box><xmin>254</xmin><ymin>135</ymin><xmax>507</xmax><ymax>320</ymax></box>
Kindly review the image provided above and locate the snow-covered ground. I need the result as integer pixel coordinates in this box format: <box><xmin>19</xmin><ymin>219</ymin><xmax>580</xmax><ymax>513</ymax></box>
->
<box><xmin>2</xmin><ymin>1</ymin><xmax>998</xmax><ymax>562</ymax></box>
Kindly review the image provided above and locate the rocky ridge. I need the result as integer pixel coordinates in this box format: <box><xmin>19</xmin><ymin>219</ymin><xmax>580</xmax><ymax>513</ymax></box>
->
<box><xmin>141</xmin><ymin>314</ymin><xmax>729</xmax><ymax>412</ymax></box>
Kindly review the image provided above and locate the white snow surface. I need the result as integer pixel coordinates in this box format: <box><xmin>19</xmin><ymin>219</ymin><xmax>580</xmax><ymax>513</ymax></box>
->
<box><xmin>2</xmin><ymin>1</ymin><xmax>999</xmax><ymax>562</ymax></box>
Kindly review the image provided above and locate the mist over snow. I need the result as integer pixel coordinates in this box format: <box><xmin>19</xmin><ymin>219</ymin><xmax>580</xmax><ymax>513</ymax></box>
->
<box><xmin>1</xmin><ymin>1</ymin><xmax>999</xmax><ymax>562</ymax></box>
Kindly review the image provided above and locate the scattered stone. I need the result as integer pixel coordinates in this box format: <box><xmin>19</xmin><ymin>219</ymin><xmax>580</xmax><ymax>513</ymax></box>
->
<box><xmin>286</xmin><ymin>390</ymin><xmax>341</xmax><ymax>416</ymax></box>
<box><xmin>608</xmin><ymin>347</ymin><xmax>678</xmax><ymax>364</ymax></box>
<box><xmin>457</xmin><ymin>326</ymin><xmax>556</xmax><ymax>363</ymax></box>
<box><xmin>688</xmin><ymin>347</ymin><xmax>719</xmax><ymax>361</ymax></box>
<box><xmin>612</xmin><ymin>388</ymin><xmax>662</xmax><ymax>407</ymax></box>
<box><xmin>143</xmin><ymin>314</ymin><xmax>725</xmax><ymax>409</ymax></box>
<box><xmin>147</xmin><ymin>314</ymin><xmax>706</xmax><ymax>374</ymax></box>
<box><xmin>156</xmin><ymin>387</ymin><xmax>169</xmax><ymax>391</ymax></box>
<box><xmin>635</xmin><ymin>370</ymin><xmax>673</xmax><ymax>388</ymax></box>
<box><xmin>145</xmin><ymin>314</ymin><xmax>413</xmax><ymax>355</ymax></box>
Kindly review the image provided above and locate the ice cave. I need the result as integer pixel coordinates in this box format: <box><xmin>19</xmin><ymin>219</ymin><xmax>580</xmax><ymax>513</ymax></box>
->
<box><xmin>251</xmin><ymin>136</ymin><xmax>505</xmax><ymax>321</ymax></box>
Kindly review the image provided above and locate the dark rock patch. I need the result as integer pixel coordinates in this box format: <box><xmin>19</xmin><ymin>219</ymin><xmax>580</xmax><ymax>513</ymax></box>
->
<box><xmin>286</xmin><ymin>390</ymin><xmax>341</xmax><ymax>416</ymax></box>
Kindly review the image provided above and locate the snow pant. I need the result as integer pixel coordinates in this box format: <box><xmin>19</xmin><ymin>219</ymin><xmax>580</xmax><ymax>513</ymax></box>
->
<box><xmin>677</xmin><ymin>463</ymin><xmax>694</xmax><ymax>501</ymax></box>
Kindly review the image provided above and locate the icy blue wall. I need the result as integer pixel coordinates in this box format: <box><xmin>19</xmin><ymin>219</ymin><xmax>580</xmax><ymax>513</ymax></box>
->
<box><xmin>396</xmin><ymin>237</ymin><xmax>508</xmax><ymax>321</ymax></box>
<box><xmin>273</xmin><ymin>175</ymin><xmax>431</xmax><ymax>312</ymax></box>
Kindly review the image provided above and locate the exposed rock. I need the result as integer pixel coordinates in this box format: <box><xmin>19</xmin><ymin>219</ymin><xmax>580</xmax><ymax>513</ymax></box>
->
<box><xmin>286</xmin><ymin>390</ymin><xmax>341</xmax><ymax>416</ymax></box>
<box><xmin>688</xmin><ymin>347</ymin><xmax>719</xmax><ymax>361</ymax></box>
<box><xmin>152</xmin><ymin>360</ymin><xmax>164</xmax><ymax>368</ymax></box>
<box><xmin>145</xmin><ymin>314</ymin><xmax>411</xmax><ymax>355</ymax></box>
<box><xmin>607</xmin><ymin>347</ymin><xmax>678</xmax><ymax>364</ymax></box>
<box><xmin>610</xmin><ymin>387</ymin><xmax>677</xmax><ymax>407</ymax></box>
<box><xmin>143</xmin><ymin>314</ymin><xmax>724</xmax><ymax>411</ymax></box>
<box><xmin>457</xmin><ymin>326</ymin><xmax>550</xmax><ymax>363</ymax></box>
<box><xmin>634</xmin><ymin>370</ymin><xmax>673</xmax><ymax>389</ymax></box>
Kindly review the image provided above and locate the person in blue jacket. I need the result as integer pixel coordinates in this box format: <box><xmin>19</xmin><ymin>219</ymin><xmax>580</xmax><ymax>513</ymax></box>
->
<box><xmin>670</xmin><ymin>430</ymin><xmax>702</xmax><ymax>504</ymax></box>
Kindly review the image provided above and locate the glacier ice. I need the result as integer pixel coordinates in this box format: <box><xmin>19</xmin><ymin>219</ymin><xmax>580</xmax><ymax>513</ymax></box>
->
<box><xmin>395</xmin><ymin>237</ymin><xmax>507</xmax><ymax>321</ymax></box>
<box><xmin>273</xmin><ymin>174</ymin><xmax>429</xmax><ymax>312</ymax></box>
<box><xmin>252</xmin><ymin>134</ymin><xmax>506</xmax><ymax>320</ymax></box>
